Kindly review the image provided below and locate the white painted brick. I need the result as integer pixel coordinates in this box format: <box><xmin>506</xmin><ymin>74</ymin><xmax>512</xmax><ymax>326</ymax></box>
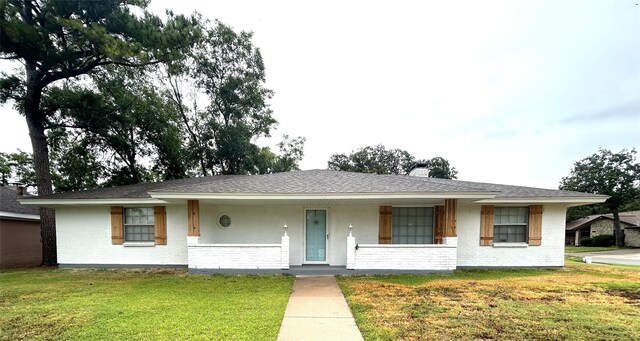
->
<box><xmin>353</xmin><ymin>244</ymin><xmax>457</xmax><ymax>270</ymax></box>
<box><xmin>281</xmin><ymin>234</ymin><xmax>290</xmax><ymax>269</ymax></box>
<box><xmin>346</xmin><ymin>232</ymin><xmax>356</xmax><ymax>269</ymax></box>
<box><xmin>456</xmin><ymin>204</ymin><xmax>566</xmax><ymax>267</ymax></box>
<box><xmin>188</xmin><ymin>244</ymin><xmax>283</xmax><ymax>269</ymax></box>
<box><xmin>56</xmin><ymin>205</ymin><xmax>188</xmax><ymax>265</ymax></box>
<box><xmin>56</xmin><ymin>203</ymin><xmax>569</xmax><ymax>269</ymax></box>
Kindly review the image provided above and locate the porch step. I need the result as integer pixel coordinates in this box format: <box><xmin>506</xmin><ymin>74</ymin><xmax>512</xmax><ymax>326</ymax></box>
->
<box><xmin>289</xmin><ymin>265</ymin><xmax>350</xmax><ymax>276</ymax></box>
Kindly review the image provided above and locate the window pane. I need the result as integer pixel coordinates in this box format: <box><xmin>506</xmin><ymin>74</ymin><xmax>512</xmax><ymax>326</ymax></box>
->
<box><xmin>493</xmin><ymin>224</ymin><xmax>527</xmax><ymax>243</ymax></box>
<box><xmin>124</xmin><ymin>208</ymin><xmax>155</xmax><ymax>242</ymax></box>
<box><xmin>392</xmin><ymin>207</ymin><xmax>434</xmax><ymax>244</ymax></box>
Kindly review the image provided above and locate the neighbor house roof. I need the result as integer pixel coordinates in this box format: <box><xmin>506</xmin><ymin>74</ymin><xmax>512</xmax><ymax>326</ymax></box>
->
<box><xmin>566</xmin><ymin>211</ymin><xmax>640</xmax><ymax>231</ymax></box>
<box><xmin>19</xmin><ymin>169</ymin><xmax>607</xmax><ymax>205</ymax></box>
<box><xmin>0</xmin><ymin>186</ymin><xmax>40</xmax><ymax>220</ymax></box>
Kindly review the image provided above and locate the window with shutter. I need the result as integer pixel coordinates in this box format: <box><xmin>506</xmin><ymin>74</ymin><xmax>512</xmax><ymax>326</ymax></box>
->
<box><xmin>111</xmin><ymin>206</ymin><xmax>124</xmax><ymax>245</ymax></box>
<box><xmin>124</xmin><ymin>208</ymin><xmax>155</xmax><ymax>242</ymax></box>
<box><xmin>378</xmin><ymin>206</ymin><xmax>392</xmax><ymax>244</ymax></box>
<box><xmin>154</xmin><ymin>206</ymin><xmax>167</xmax><ymax>245</ymax></box>
<box><xmin>392</xmin><ymin>207</ymin><xmax>434</xmax><ymax>244</ymax></box>
<box><xmin>480</xmin><ymin>205</ymin><xmax>543</xmax><ymax>246</ymax></box>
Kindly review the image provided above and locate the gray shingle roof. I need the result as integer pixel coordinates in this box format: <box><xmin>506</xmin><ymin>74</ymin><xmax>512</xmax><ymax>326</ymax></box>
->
<box><xmin>418</xmin><ymin>177</ymin><xmax>601</xmax><ymax>198</ymax></box>
<box><xmin>0</xmin><ymin>187</ymin><xmax>40</xmax><ymax>215</ymax></box>
<box><xmin>153</xmin><ymin>170</ymin><xmax>492</xmax><ymax>194</ymax></box>
<box><xmin>20</xmin><ymin>169</ymin><xmax>606</xmax><ymax>201</ymax></box>
<box><xmin>23</xmin><ymin>176</ymin><xmax>227</xmax><ymax>200</ymax></box>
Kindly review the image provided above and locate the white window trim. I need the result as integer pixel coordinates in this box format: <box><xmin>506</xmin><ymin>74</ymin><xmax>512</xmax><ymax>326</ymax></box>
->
<box><xmin>123</xmin><ymin>242</ymin><xmax>155</xmax><ymax>247</ymax></box>
<box><xmin>492</xmin><ymin>242</ymin><xmax>528</xmax><ymax>248</ymax></box>
<box><xmin>493</xmin><ymin>207</ymin><xmax>529</xmax><ymax>243</ymax></box>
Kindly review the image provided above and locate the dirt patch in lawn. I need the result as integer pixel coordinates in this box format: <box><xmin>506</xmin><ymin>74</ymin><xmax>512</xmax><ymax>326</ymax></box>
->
<box><xmin>339</xmin><ymin>261</ymin><xmax>640</xmax><ymax>341</ymax></box>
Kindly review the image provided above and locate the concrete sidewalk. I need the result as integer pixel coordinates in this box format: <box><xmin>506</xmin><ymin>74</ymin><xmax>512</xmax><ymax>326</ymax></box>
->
<box><xmin>277</xmin><ymin>276</ymin><xmax>364</xmax><ymax>341</ymax></box>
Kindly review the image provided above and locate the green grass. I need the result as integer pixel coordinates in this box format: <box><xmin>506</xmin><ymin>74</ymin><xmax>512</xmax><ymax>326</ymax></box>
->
<box><xmin>565</xmin><ymin>246</ymin><xmax>627</xmax><ymax>253</ymax></box>
<box><xmin>0</xmin><ymin>268</ymin><xmax>293</xmax><ymax>340</ymax></box>
<box><xmin>338</xmin><ymin>260</ymin><xmax>640</xmax><ymax>341</ymax></box>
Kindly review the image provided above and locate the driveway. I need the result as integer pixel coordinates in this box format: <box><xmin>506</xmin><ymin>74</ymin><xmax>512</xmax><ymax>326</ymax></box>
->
<box><xmin>566</xmin><ymin>249</ymin><xmax>640</xmax><ymax>266</ymax></box>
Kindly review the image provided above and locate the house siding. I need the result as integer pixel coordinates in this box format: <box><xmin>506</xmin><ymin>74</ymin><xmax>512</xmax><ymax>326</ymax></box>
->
<box><xmin>456</xmin><ymin>204</ymin><xmax>566</xmax><ymax>267</ymax></box>
<box><xmin>199</xmin><ymin>204</ymin><xmax>379</xmax><ymax>266</ymax></box>
<box><xmin>54</xmin><ymin>203</ymin><xmax>569</xmax><ymax>268</ymax></box>
<box><xmin>56</xmin><ymin>205</ymin><xmax>188</xmax><ymax>266</ymax></box>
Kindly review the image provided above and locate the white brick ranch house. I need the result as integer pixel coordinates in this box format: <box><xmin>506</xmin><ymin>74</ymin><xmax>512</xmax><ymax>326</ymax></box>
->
<box><xmin>21</xmin><ymin>169</ymin><xmax>606</xmax><ymax>272</ymax></box>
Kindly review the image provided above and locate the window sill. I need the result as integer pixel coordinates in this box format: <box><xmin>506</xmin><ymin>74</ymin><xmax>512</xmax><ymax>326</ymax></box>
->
<box><xmin>123</xmin><ymin>242</ymin><xmax>155</xmax><ymax>247</ymax></box>
<box><xmin>492</xmin><ymin>242</ymin><xmax>528</xmax><ymax>248</ymax></box>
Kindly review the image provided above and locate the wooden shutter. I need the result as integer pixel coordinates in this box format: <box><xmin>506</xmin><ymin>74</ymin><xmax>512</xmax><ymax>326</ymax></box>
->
<box><xmin>434</xmin><ymin>205</ymin><xmax>445</xmax><ymax>244</ymax></box>
<box><xmin>154</xmin><ymin>206</ymin><xmax>167</xmax><ymax>245</ymax></box>
<box><xmin>528</xmin><ymin>205</ymin><xmax>543</xmax><ymax>246</ymax></box>
<box><xmin>444</xmin><ymin>199</ymin><xmax>458</xmax><ymax>237</ymax></box>
<box><xmin>187</xmin><ymin>200</ymin><xmax>200</xmax><ymax>236</ymax></box>
<box><xmin>111</xmin><ymin>206</ymin><xmax>124</xmax><ymax>245</ymax></box>
<box><xmin>480</xmin><ymin>205</ymin><xmax>494</xmax><ymax>246</ymax></box>
<box><xmin>378</xmin><ymin>206</ymin><xmax>392</xmax><ymax>244</ymax></box>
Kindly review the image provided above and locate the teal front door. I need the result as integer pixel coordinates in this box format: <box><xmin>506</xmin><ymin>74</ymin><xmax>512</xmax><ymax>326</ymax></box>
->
<box><xmin>305</xmin><ymin>210</ymin><xmax>327</xmax><ymax>262</ymax></box>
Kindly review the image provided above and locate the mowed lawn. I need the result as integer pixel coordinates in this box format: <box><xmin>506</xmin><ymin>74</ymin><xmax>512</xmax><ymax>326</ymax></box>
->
<box><xmin>0</xmin><ymin>268</ymin><xmax>293</xmax><ymax>340</ymax></box>
<box><xmin>338</xmin><ymin>260</ymin><xmax>640</xmax><ymax>341</ymax></box>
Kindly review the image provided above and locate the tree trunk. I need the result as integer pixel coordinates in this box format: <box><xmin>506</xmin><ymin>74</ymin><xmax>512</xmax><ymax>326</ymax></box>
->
<box><xmin>128</xmin><ymin>129</ymin><xmax>139</xmax><ymax>183</ymax></box>
<box><xmin>611</xmin><ymin>209</ymin><xmax>624</xmax><ymax>247</ymax></box>
<box><xmin>24</xmin><ymin>66</ymin><xmax>57</xmax><ymax>266</ymax></box>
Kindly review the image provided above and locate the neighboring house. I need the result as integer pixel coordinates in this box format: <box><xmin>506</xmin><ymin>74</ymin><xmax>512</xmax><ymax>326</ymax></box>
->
<box><xmin>0</xmin><ymin>186</ymin><xmax>41</xmax><ymax>267</ymax></box>
<box><xmin>20</xmin><ymin>169</ymin><xmax>606</xmax><ymax>272</ymax></box>
<box><xmin>565</xmin><ymin>211</ymin><xmax>640</xmax><ymax>246</ymax></box>
<box><xmin>625</xmin><ymin>225</ymin><xmax>640</xmax><ymax>247</ymax></box>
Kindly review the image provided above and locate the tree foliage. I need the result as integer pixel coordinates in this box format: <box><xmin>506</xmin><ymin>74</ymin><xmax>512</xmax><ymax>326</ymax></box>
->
<box><xmin>327</xmin><ymin>145</ymin><xmax>458</xmax><ymax>179</ymax></box>
<box><xmin>328</xmin><ymin>145</ymin><xmax>414</xmax><ymax>175</ymax></box>
<box><xmin>0</xmin><ymin>150</ymin><xmax>36</xmax><ymax>189</ymax></box>
<box><xmin>1</xmin><ymin>1</ymin><xmax>305</xmax><ymax>265</ymax></box>
<box><xmin>163</xmin><ymin>20</ymin><xmax>299</xmax><ymax>177</ymax></box>
<box><xmin>0</xmin><ymin>0</ymin><xmax>201</xmax><ymax>265</ymax></box>
<box><xmin>560</xmin><ymin>148</ymin><xmax>640</xmax><ymax>246</ymax></box>
<box><xmin>420</xmin><ymin>156</ymin><xmax>459</xmax><ymax>179</ymax></box>
<box><xmin>44</xmin><ymin>66</ymin><xmax>187</xmax><ymax>187</ymax></box>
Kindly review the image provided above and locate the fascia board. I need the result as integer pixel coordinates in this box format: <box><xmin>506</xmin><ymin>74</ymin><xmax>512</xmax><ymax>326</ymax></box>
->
<box><xmin>0</xmin><ymin>211</ymin><xmax>41</xmax><ymax>221</ymax></box>
<box><xmin>148</xmin><ymin>192</ymin><xmax>500</xmax><ymax>200</ymax></box>
<box><xmin>474</xmin><ymin>197</ymin><xmax>608</xmax><ymax>205</ymax></box>
<box><xmin>18</xmin><ymin>199</ymin><xmax>168</xmax><ymax>206</ymax></box>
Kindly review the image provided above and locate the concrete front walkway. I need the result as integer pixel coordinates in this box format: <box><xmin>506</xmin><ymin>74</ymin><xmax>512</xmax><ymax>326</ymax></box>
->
<box><xmin>277</xmin><ymin>276</ymin><xmax>364</xmax><ymax>341</ymax></box>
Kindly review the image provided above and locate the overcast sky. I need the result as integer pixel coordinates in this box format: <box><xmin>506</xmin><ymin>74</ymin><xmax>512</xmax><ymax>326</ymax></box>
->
<box><xmin>1</xmin><ymin>0</ymin><xmax>638</xmax><ymax>189</ymax></box>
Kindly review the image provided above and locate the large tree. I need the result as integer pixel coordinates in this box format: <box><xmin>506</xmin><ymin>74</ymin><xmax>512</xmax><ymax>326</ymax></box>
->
<box><xmin>164</xmin><ymin>20</ymin><xmax>284</xmax><ymax>176</ymax></box>
<box><xmin>0</xmin><ymin>150</ymin><xmax>36</xmax><ymax>190</ymax></box>
<box><xmin>44</xmin><ymin>66</ymin><xmax>187</xmax><ymax>187</ymax></box>
<box><xmin>560</xmin><ymin>149</ymin><xmax>640</xmax><ymax>246</ymax></box>
<box><xmin>328</xmin><ymin>145</ymin><xmax>458</xmax><ymax>179</ymax></box>
<box><xmin>420</xmin><ymin>156</ymin><xmax>458</xmax><ymax>179</ymax></box>
<box><xmin>328</xmin><ymin>145</ymin><xmax>414</xmax><ymax>175</ymax></box>
<box><xmin>0</xmin><ymin>0</ymin><xmax>200</xmax><ymax>265</ymax></box>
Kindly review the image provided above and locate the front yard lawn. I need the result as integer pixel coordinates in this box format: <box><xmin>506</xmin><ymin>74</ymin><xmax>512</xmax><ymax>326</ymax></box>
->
<box><xmin>338</xmin><ymin>261</ymin><xmax>640</xmax><ymax>341</ymax></box>
<box><xmin>0</xmin><ymin>268</ymin><xmax>293</xmax><ymax>340</ymax></box>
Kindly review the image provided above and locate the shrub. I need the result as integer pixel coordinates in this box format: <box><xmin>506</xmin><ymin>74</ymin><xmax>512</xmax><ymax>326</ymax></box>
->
<box><xmin>590</xmin><ymin>234</ymin><xmax>616</xmax><ymax>247</ymax></box>
<box><xmin>580</xmin><ymin>238</ymin><xmax>593</xmax><ymax>246</ymax></box>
